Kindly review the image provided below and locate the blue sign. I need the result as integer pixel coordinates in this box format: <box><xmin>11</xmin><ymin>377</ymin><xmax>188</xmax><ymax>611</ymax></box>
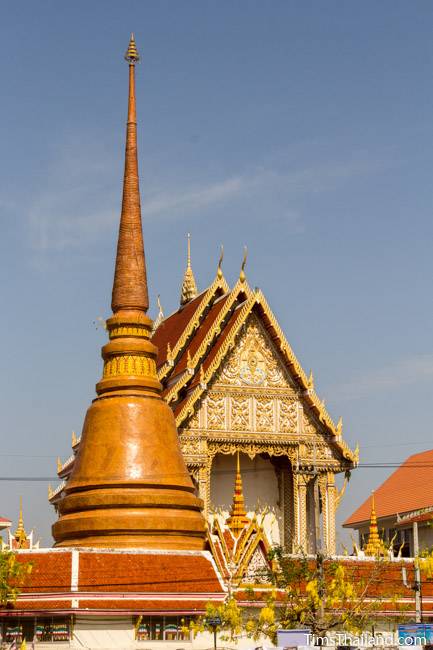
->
<box><xmin>398</xmin><ymin>624</ymin><xmax>433</xmax><ymax>645</ymax></box>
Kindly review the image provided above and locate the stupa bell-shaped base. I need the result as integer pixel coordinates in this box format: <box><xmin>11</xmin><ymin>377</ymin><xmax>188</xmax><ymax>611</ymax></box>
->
<box><xmin>52</xmin><ymin>393</ymin><xmax>206</xmax><ymax>550</ymax></box>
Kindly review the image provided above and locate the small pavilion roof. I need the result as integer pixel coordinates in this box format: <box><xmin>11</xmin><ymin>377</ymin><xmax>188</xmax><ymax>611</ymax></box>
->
<box><xmin>345</xmin><ymin>449</ymin><xmax>433</xmax><ymax>527</ymax></box>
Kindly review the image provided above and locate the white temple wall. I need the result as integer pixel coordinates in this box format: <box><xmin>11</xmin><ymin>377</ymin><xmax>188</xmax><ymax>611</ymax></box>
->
<box><xmin>73</xmin><ymin>616</ymin><xmax>134</xmax><ymax>648</ymax></box>
<box><xmin>210</xmin><ymin>452</ymin><xmax>282</xmax><ymax>545</ymax></box>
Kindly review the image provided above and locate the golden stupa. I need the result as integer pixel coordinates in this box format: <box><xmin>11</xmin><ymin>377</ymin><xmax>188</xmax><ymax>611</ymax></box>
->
<box><xmin>52</xmin><ymin>35</ymin><xmax>206</xmax><ymax>549</ymax></box>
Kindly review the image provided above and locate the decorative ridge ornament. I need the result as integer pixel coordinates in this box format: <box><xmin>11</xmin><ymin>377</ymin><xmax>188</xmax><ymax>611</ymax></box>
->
<box><xmin>152</xmin><ymin>294</ymin><xmax>164</xmax><ymax>332</ymax></box>
<box><xmin>52</xmin><ymin>37</ymin><xmax>206</xmax><ymax>550</ymax></box>
<box><xmin>180</xmin><ymin>233</ymin><xmax>198</xmax><ymax>305</ymax></box>
<box><xmin>239</xmin><ymin>246</ymin><xmax>248</xmax><ymax>283</ymax></box>
<box><xmin>217</xmin><ymin>245</ymin><xmax>224</xmax><ymax>279</ymax></box>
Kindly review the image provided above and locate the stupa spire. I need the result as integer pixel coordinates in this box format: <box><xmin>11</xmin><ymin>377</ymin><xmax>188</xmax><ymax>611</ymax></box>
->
<box><xmin>112</xmin><ymin>33</ymin><xmax>148</xmax><ymax>314</ymax></box>
<box><xmin>52</xmin><ymin>37</ymin><xmax>206</xmax><ymax>550</ymax></box>
<box><xmin>364</xmin><ymin>491</ymin><xmax>384</xmax><ymax>556</ymax></box>
<box><xmin>226</xmin><ymin>452</ymin><xmax>249</xmax><ymax>537</ymax></box>
<box><xmin>180</xmin><ymin>234</ymin><xmax>198</xmax><ymax>305</ymax></box>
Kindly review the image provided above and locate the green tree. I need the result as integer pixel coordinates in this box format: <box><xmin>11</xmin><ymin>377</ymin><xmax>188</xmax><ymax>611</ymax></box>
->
<box><xmin>0</xmin><ymin>551</ymin><xmax>32</xmax><ymax>607</ymax></box>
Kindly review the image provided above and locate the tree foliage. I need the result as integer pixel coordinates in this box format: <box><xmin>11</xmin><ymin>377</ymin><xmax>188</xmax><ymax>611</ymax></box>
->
<box><xmin>186</xmin><ymin>599</ymin><xmax>243</xmax><ymax>641</ymax></box>
<box><xmin>0</xmin><ymin>551</ymin><xmax>32</xmax><ymax>607</ymax></box>
<box><xmin>245</xmin><ymin>548</ymin><xmax>403</xmax><ymax>642</ymax></box>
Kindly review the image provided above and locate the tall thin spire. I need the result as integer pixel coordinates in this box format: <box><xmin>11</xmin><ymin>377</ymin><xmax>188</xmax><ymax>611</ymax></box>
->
<box><xmin>53</xmin><ymin>36</ymin><xmax>206</xmax><ymax>550</ymax></box>
<box><xmin>112</xmin><ymin>33</ymin><xmax>148</xmax><ymax>313</ymax></box>
<box><xmin>226</xmin><ymin>452</ymin><xmax>249</xmax><ymax>537</ymax></box>
<box><xmin>180</xmin><ymin>233</ymin><xmax>198</xmax><ymax>305</ymax></box>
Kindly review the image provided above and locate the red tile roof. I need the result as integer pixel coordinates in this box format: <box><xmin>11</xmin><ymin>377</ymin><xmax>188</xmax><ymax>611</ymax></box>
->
<box><xmin>152</xmin><ymin>293</ymin><xmax>207</xmax><ymax>367</ymax></box>
<box><xmin>345</xmin><ymin>449</ymin><xmax>433</xmax><ymax>526</ymax></box>
<box><xmin>78</xmin><ymin>552</ymin><xmax>224</xmax><ymax>593</ymax></box>
<box><xmin>4</xmin><ymin>599</ymin><xmax>73</xmax><ymax>612</ymax></box>
<box><xmin>171</xmin><ymin>295</ymin><xmax>230</xmax><ymax>377</ymax></box>
<box><xmin>16</xmin><ymin>551</ymin><xmax>72</xmax><ymax>593</ymax></box>
<box><xmin>77</xmin><ymin>599</ymin><xmax>213</xmax><ymax>612</ymax></box>
<box><xmin>11</xmin><ymin>550</ymin><xmax>224</xmax><ymax>596</ymax></box>
<box><xmin>190</xmin><ymin>305</ymin><xmax>244</xmax><ymax>390</ymax></box>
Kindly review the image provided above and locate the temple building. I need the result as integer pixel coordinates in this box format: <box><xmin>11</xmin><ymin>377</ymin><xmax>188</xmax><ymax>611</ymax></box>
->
<box><xmin>51</xmin><ymin>203</ymin><xmax>358</xmax><ymax>554</ymax></box>
<box><xmin>0</xmin><ymin>35</ymin><xmax>373</xmax><ymax>649</ymax></box>
<box><xmin>345</xmin><ymin>449</ymin><xmax>433</xmax><ymax>557</ymax></box>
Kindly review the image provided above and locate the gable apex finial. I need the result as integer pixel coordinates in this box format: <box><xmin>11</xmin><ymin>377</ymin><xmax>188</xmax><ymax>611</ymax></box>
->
<box><xmin>239</xmin><ymin>246</ymin><xmax>248</xmax><ymax>283</ymax></box>
<box><xmin>180</xmin><ymin>233</ymin><xmax>198</xmax><ymax>305</ymax></box>
<box><xmin>217</xmin><ymin>245</ymin><xmax>224</xmax><ymax>279</ymax></box>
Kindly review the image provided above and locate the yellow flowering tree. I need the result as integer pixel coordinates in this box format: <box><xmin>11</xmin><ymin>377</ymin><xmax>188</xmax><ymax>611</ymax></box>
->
<box><xmin>245</xmin><ymin>548</ymin><xmax>401</xmax><ymax>642</ymax></box>
<box><xmin>0</xmin><ymin>551</ymin><xmax>32</xmax><ymax>607</ymax></box>
<box><xmin>187</xmin><ymin>599</ymin><xmax>243</xmax><ymax>641</ymax></box>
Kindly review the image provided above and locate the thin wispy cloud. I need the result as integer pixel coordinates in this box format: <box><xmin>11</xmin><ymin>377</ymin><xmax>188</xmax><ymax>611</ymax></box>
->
<box><xmin>22</xmin><ymin>141</ymin><xmax>394</xmax><ymax>252</ymax></box>
<box><xmin>330</xmin><ymin>354</ymin><xmax>433</xmax><ymax>401</ymax></box>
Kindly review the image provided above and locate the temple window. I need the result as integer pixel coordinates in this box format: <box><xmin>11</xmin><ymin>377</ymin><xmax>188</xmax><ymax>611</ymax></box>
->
<box><xmin>135</xmin><ymin>615</ymin><xmax>192</xmax><ymax>641</ymax></box>
<box><xmin>0</xmin><ymin>617</ymin><xmax>71</xmax><ymax>643</ymax></box>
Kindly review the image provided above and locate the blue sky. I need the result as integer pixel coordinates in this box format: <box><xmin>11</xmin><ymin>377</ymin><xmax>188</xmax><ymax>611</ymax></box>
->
<box><xmin>1</xmin><ymin>1</ymin><xmax>433</xmax><ymax>547</ymax></box>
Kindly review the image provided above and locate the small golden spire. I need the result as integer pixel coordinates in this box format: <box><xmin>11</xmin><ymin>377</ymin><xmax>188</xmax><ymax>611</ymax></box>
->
<box><xmin>217</xmin><ymin>245</ymin><xmax>224</xmax><ymax>280</ymax></box>
<box><xmin>364</xmin><ymin>491</ymin><xmax>385</xmax><ymax>556</ymax></box>
<box><xmin>14</xmin><ymin>497</ymin><xmax>28</xmax><ymax>548</ymax></box>
<box><xmin>226</xmin><ymin>452</ymin><xmax>249</xmax><ymax>537</ymax></box>
<box><xmin>72</xmin><ymin>431</ymin><xmax>77</xmax><ymax>447</ymax></box>
<box><xmin>57</xmin><ymin>457</ymin><xmax>62</xmax><ymax>473</ymax></box>
<box><xmin>16</xmin><ymin>497</ymin><xmax>24</xmax><ymax>534</ymax></box>
<box><xmin>308</xmin><ymin>369</ymin><xmax>314</xmax><ymax>389</ymax></box>
<box><xmin>125</xmin><ymin>33</ymin><xmax>140</xmax><ymax>64</ymax></box>
<box><xmin>239</xmin><ymin>246</ymin><xmax>248</xmax><ymax>283</ymax></box>
<box><xmin>48</xmin><ymin>484</ymin><xmax>53</xmax><ymax>500</ymax></box>
<box><xmin>180</xmin><ymin>234</ymin><xmax>198</xmax><ymax>305</ymax></box>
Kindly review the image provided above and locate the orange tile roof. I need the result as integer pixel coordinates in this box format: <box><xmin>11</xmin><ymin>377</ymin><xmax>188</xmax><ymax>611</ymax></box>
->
<box><xmin>344</xmin><ymin>449</ymin><xmax>433</xmax><ymax>526</ymax></box>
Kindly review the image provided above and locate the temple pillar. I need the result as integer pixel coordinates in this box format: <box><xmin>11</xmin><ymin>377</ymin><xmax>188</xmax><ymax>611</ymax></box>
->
<box><xmin>322</xmin><ymin>472</ymin><xmax>337</xmax><ymax>555</ymax></box>
<box><xmin>198</xmin><ymin>463</ymin><xmax>211</xmax><ymax>518</ymax></box>
<box><xmin>280</xmin><ymin>461</ymin><xmax>295</xmax><ymax>551</ymax></box>
<box><xmin>293</xmin><ymin>473</ymin><xmax>308</xmax><ymax>553</ymax></box>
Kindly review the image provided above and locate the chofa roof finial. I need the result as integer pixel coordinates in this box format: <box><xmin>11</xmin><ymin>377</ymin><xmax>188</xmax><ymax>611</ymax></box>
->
<box><xmin>239</xmin><ymin>246</ymin><xmax>248</xmax><ymax>283</ymax></box>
